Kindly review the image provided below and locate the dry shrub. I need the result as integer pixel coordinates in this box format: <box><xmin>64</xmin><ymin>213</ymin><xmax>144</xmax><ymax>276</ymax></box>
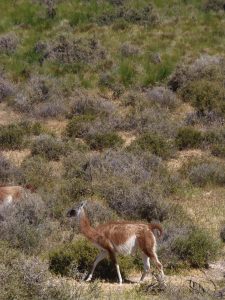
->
<box><xmin>0</xmin><ymin>33</ymin><xmax>18</xmax><ymax>54</ymax></box>
<box><xmin>69</xmin><ymin>90</ymin><xmax>115</xmax><ymax>116</ymax></box>
<box><xmin>146</xmin><ymin>86</ymin><xmax>180</xmax><ymax>110</ymax></box>
<box><xmin>20</xmin><ymin>155</ymin><xmax>54</xmax><ymax>189</ymax></box>
<box><xmin>41</xmin><ymin>35</ymin><xmax>106</xmax><ymax>65</ymax></box>
<box><xmin>0</xmin><ymin>76</ymin><xmax>15</xmax><ymax>101</ymax></box>
<box><xmin>120</xmin><ymin>42</ymin><xmax>140</xmax><ymax>57</ymax></box>
<box><xmin>87</xmin><ymin>150</ymin><xmax>162</xmax><ymax>184</ymax></box>
<box><xmin>182</xmin><ymin>159</ymin><xmax>225</xmax><ymax>187</ymax></box>
<box><xmin>13</xmin><ymin>75</ymin><xmax>68</xmax><ymax>118</ymax></box>
<box><xmin>97</xmin><ymin>3</ymin><xmax>159</xmax><ymax>27</ymax></box>
<box><xmin>168</xmin><ymin>55</ymin><xmax>224</xmax><ymax>91</ymax></box>
<box><xmin>86</xmin><ymin>150</ymin><xmax>175</xmax><ymax>221</ymax></box>
<box><xmin>0</xmin><ymin>194</ymin><xmax>53</xmax><ymax>254</ymax></box>
<box><xmin>185</xmin><ymin>111</ymin><xmax>225</xmax><ymax>128</ymax></box>
<box><xmin>124</xmin><ymin>106</ymin><xmax>179</xmax><ymax>138</ymax></box>
<box><xmin>0</xmin><ymin>154</ymin><xmax>20</xmax><ymax>184</ymax></box>
<box><xmin>101</xmin><ymin>180</ymin><xmax>168</xmax><ymax>221</ymax></box>
<box><xmin>31</xmin><ymin>134</ymin><xmax>65</xmax><ymax>160</ymax></box>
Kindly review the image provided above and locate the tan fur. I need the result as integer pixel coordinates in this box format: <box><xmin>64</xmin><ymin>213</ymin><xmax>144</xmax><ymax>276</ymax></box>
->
<box><xmin>77</xmin><ymin>208</ymin><xmax>164</xmax><ymax>284</ymax></box>
<box><xmin>0</xmin><ymin>186</ymin><xmax>24</xmax><ymax>204</ymax></box>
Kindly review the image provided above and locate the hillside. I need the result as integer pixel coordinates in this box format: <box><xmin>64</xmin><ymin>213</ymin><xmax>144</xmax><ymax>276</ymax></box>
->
<box><xmin>0</xmin><ymin>0</ymin><xmax>225</xmax><ymax>299</ymax></box>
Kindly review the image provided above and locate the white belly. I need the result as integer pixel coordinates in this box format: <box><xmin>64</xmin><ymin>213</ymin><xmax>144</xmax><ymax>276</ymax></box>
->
<box><xmin>0</xmin><ymin>196</ymin><xmax>13</xmax><ymax>210</ymax></box>
<box><xmin>115</xmin><ymin>235</ymin><xmax>137</xmax><ymax>256</ymax></box>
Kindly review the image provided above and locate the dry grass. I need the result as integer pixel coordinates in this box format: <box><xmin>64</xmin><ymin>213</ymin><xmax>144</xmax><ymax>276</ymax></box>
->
<box><xmin>0</xmin><ymin>103</ymin><xmax>21</xmax><ymax>125</ymax></box>
<box><xmin>43</xmin><ymin>119</ymin><xmax>68</xmax><ymax>136</ymax></box>
<box><xmin>118</xmin><ymin>131</ymin><xmax>136</xmax><ymax>147</ymax></box>
<box><xmin>167</xmin><ymin>149</ymin><xmax>208</xmax><ymax>172</ymax></box>
<box><xmin>1</xmin><ymin>149</ymin><xmax>30</xmax><ymax>166</ymax></box>
<box><xmin>173</xmin><ymin>187</ymin><xmax>225</xmax><ymax>238</ymax></box>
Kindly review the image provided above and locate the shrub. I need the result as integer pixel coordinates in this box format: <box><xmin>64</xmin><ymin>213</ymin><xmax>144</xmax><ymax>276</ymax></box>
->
<box><xmin>63</xmin><ymin>150</ymin><xmax>89</xmax><ymax>180</ymax></box>
<box><xmin>186</xmin><ymin>160</ymin><xmax>225</xmax><ymax>187</ymax></box>
<box><xmin>0</xmin><ymin>195</ymin><xmax>52</xmax><ymax>254</ymax></box>
<box><xmin>69</xmin><ymin>91</ymin><xmax>115</xmax><ymax>116</ymax></box>
<box><xmin>44</xmin><ymin>36</ymin><xmax>106</xmax><ymax>65</ymax></box>
<box><xmin>66</xmin><ymin>115</ymin><xmax>95</xmax><ymax>138</ymax></box>
<box><xmin>128</xmin><ymin>133</ymin><xmax>174</xmax><ymax>159</ymax></box>
<box><xmin>0</xmin><ymin>33</ymin><xmax>18</xmax><ymax>54</ymax></box>
<box><xmin>146</xmin><ymin>86</ymin><xmax>180</xmax><ymax>110</ymax></box>
<box><xmin>203</xmin><ymin>0</ymin><xmax>225</xmax><ymax>11</ymax></box>
<box><xmin>180</xmin><ymin>79</ymin><xmax>225</xmax><ymax>115</ymax></box>
<box><xmin>0</xmin><ymin>77</ymin><xmax>15</xmax><ymax>101</ymax></box>
<box><xmin>0</xmin><ymin>124</ymin><xmax>25</xmax><ymax>150</ymax></box>
<box><xmin>211</xmin><ymin>144</ymin><xmax>225</xmax><ymax>158</ymax></box>
<box><xmin>34</xmin><ymin>101</ymin><xmax>67</xmax><ymax>118</ymax></box>
<box><xmin>97</xmin><ymin>4</ymin><xmax>159</xmax><ymax>26</ymax></box>
<box><xmin>175</xmin><ymin>127</ymin><xmax>203</xmax><ymax>150</ymax></box>
<box><xmin>31</xmin><ymin>134</ymin><xmax>64</xmax><ymax>161</ymax></box>
<box><xmin>124</xmin><ymin>106</ymin><xmax>179</xmax><ymax>138</ymax></box>
<box><xmin>172</xmin><ymin>228</ymin><xmax>219</xmax><ymax>268</ymax></box>
<box><xmin>101</xmin><ymin>180</ymin><xmax>168</xmax><ymax>222</ymax></box>
<box><xmin>21</xmin><ymin>156</ymin><xmax>54</xmax><ymax>188</ymax></box>
<box><xmin>49</xmin><ymin>238</ymin><xmax>136</xmax><ymax>280</ymax></box>
<box><xmin>86</xmin><ymin>132</ymin><xmax>124</xmax><ymax>150</ymax></box>
<box><xmin>185</xmin><ymin>111</ymin><xmax>225</xmax><ymax>127</ymax></box>
<box><xmin>168</xmin><ymin>55</ymin><xmax>224</xmax><ymax>91</ymax></box>
<box><xmin>62</xmin><ymin>178</ymin><xmax>92</xmax><ymax>200</ymax></box>
<box><xmin>88</xmin><ymin>150</ymin><xmax>162</xmax><ymax>184</ymax></box>
<box><xmin>0</xmin><ymin>154</ymin><xmax>20</xmax><ymax>184</ymax></box>
<box><xmin>120</xmin><ymin>42</ymin><xmax>139</xmax><ymax>57</ymax></box>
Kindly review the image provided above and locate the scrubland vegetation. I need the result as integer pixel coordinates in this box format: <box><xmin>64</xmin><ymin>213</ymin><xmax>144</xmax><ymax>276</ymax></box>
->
<box><xmin>1</xmin><ymin>0</ymin><xmax>225</xmax><ymax>299</ymax></box>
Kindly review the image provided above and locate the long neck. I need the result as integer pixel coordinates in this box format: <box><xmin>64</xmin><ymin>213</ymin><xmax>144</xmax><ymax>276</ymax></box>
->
<box><xmin>78</xmin><ymin>208</ymin><xmax>97</xmax><ymax>241</ymax></box>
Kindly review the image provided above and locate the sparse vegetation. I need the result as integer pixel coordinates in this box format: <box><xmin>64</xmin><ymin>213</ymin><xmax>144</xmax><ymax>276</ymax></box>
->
<box><xmin>172</xmin><ymin>228</ymin><xmax>219</xmax><ymax>268</ymax></box>
<box><xmin>86</xmin><ymin>132</ymin><xmax>124</xmax><ymax>150</ymax></box>
<box><xmin>1</xmin><ymin>0</ymin><xmax>225</xmax><ymax>298</ymax></box>
<box><xmin>0</xmin><ymin>124</ymin><xmax>25</xmax><ymax>150</ymax></box>
<box><xmin>175</xmin><ymin>127</ymin><xmax>203</xmax><ymax>150</ymax></box>
<box><xmin>31</xmin><ymin>134</ymin><xmax>64</xmax><ymax>160</ymax></box>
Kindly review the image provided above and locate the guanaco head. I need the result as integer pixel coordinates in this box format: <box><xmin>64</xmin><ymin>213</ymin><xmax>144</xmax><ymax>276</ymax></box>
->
<box><xmin>66</xmin><ymin>200</ymin><xmax>87</xmax><ymax>218</ymax></box>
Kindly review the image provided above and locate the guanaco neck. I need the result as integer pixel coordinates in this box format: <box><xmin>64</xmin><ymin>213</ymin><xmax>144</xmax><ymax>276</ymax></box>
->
<box><xmin>78</xmin><ymin>207</ymin><xmax>98</xmax><ymax>241</ymax></box>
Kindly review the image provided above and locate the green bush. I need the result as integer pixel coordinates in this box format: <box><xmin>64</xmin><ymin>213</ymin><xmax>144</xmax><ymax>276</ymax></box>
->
<box><xmin>0</xmin><ymin>124</ymin><xmax>25</xmax><ymax>150</ymax></box>
<box><xmin>18</xmin><ymin>120</ymin><xmax>43</xmax><ymax>136</ymax></box>
<box><xmin>31</xmin><ymin>134</ymin><xmax>64</xmax><ymax>161</ymax></box>
<box><xmin>172</xmin><ymin>229</ymin><xmax>219</xmax><ymax>268</ymax></box>
<box><xmin>211</xmin><ymin>144</ymin><xmax>225</xmax><ymax>158</ymax></box>
<box><xmin>49</xmin><ymin>238</ymin><xmax>137</xmax><ymax>280</ymax></box>
<box><xmin>180</xmin><ymin>79</ymin><xmax>225</xmax><ymax>115</ymax></box>
<box><xmin>62</xmin><ymin>178</ymin><xmax>92</xmax><ymax>200</ymax></box>
<box><xmin>128</xmin><ymin>133</ymin><xmax>174</xmax><ymax>159</ymax></box>
<box><xmin>175</xmin><ymin>127</ymin><xmax>203</xmax><ymax>150</ymax></box>
<box><xmin>21</xmin><ymin>156</ymin><xmax>54</xmax><ymax>189</ymax></box>
<box><xmin>66</xmin><ymin>115</ymin><xmax>95</xmax><ymax>138</ymax></box>
<box><xmin>86</xmin><ymin>132</ymin><xmax>124</xmax><ymax>150</ymax></box>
